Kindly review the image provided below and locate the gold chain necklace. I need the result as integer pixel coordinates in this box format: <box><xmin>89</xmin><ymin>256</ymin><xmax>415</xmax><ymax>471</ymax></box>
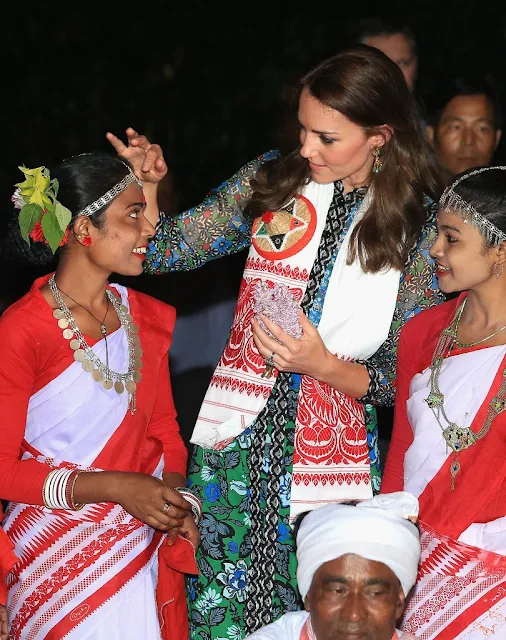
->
<box><xmin>425</xmin><ymin>298</ymin><xmax>506</xmax><ymax>489</ymax></box>
<box><xmin>453</xmin><ymin>298</ymin><xmax>506</xmax><ymax>348</ymax></box>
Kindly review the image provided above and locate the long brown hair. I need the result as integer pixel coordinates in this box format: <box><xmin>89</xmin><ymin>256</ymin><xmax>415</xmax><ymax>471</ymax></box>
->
<box><xmin>245</xmin><ymin>45</ymin><xmax>444</xmax><ymax>273</ymax></box>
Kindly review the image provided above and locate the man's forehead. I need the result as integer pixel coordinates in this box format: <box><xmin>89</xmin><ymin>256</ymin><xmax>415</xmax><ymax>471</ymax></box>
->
<box><xmin>440</xmin><ymin>94</ymin><xmax>495</xmax><ymax>123</ymax></box>
<box><xmin>315</xmin><ymin>554</ymin><xmax>399</xmax><ymax>583</ymax></box>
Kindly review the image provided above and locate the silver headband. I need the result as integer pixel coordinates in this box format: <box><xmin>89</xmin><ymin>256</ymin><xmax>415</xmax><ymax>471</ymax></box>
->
<box><xmin>77</xmin><ymin>170</ymin><xmax>143</xmax><ymax>218</ymax></box>
<box><xmin>439</xmin><ymin>166</ymin><xmax>506</xmax><ymax>245</ymax></box>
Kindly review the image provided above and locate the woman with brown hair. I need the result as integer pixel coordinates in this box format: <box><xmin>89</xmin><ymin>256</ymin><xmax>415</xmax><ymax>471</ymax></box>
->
<box><xmin>110</xmin><ymin>44</ymin><xmax>445</xmax><ymax>638</ymax></box>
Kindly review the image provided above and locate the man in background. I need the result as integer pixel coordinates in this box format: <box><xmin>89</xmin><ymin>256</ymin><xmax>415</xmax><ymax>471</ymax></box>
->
<box><xmin>427</xmin><ymin>77</ymin><xmax>502</xmax><ymax>180</ymax></box>
<box><xmin>356</xmin><ymin>18</ymin><xmax>418</xmax><ymax>92</ymax></box>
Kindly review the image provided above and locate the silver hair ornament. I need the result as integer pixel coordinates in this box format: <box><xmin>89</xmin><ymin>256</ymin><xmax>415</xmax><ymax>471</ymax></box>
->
<box><xmin>77</xmin><ymin>170</ymin><xmax>143</xmax><ymax>218</ymax></box>
<box><xmin>439</xmin><ymin>166</ymin><xmax>506</xmax><ymax>245</ymax></box>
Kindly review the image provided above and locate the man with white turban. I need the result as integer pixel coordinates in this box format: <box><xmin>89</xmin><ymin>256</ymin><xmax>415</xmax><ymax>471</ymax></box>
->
<box><xmin>246</xmin><ymin>492</ymin><xmax>420</xmax><ymax>640</ymax></box>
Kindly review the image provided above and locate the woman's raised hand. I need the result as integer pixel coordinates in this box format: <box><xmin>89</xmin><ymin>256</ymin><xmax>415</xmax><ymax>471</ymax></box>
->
<box><xmin>106</xmin><ymin>128</ymin><xmax>167</xmax><ymax>184</ymax></box>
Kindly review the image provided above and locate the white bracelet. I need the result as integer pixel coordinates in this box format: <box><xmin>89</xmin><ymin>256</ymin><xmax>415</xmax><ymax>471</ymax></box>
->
<box><xmin>43</xmin><ymin>469</ymin><xmax>74</xmax><ymax>509</ymax></box>
<box><xmin>175</xmin><ymin>487</ymin><xmax>202</xmax><ymax>523</ymax></box>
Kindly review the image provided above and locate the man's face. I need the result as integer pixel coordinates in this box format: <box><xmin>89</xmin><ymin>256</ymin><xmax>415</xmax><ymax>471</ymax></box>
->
<box><xmin>305</xmin><ymin>554</ymin><xmax>405</xmax><ymax>640</ymax></box>
<box><xmin>363</xmin><ymin>33</ymin><xmax>417</xmax><ymax>91</ymax></box>
<box><xmin>429</xmin><ymin>94</ymin><xmax>501</xmax><ymax>177</ymax></box>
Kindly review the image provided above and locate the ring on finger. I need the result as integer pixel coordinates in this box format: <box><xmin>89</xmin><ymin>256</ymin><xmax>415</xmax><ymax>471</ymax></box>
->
<box><xmin>163</xmin><ymin>501</ymin><xmax>172</xmax><ymax>515</ymax></box>
<box><xmin>265</xmin><ymin>351</ymin><xmax>275</xmax><ymax>368</ymax></box>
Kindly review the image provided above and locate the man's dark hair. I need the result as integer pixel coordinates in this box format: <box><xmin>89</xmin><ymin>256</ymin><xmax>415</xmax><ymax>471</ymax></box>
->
<box><xmin>355</xmin><ymin>17</ymin><xmax>417</xmax><ymax>54</ymax></box>
<box><xmin>428</xmin><ymin>76</ymin><xmax>503</xmax><ymax>130</ymax></box>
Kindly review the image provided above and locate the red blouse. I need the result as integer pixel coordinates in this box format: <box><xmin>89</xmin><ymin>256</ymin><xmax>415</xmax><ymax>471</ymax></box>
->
<box><xmin>381</xmin><ymin>294</ymin><xmax>506</xmax><ymax>526</ymax></box>
<box><xmin>0</xmin><ymin>275</ymin><xmax>188</xmax><ymax>506</ymax></box>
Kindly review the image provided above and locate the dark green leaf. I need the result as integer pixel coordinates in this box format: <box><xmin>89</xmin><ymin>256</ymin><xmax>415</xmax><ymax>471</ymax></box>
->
<box><xmin>42</xmin><ymin>212</ymin><xmax>64</xmax><ymax>253</ymax></box>
<box><xmin>18</xmin><ymin>203</ymin><xmax>43</xmax><ymax>244</ymax></box>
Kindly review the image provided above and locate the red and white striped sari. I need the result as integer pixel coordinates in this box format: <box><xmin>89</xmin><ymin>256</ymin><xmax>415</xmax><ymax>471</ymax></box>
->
<box><xmin>401</xmin><ymin>343</ymin><xmax>506</xmax><ymax>639</ymax></box>
<box><xmin>1</xmin><ymin>279</ymin><xmax>188</xmax><ymax>639</ymax></box>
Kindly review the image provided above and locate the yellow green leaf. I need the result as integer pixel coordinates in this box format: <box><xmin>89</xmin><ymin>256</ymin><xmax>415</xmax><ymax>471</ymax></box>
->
<box><xmin>55</xmin><ymin>202</ymin><xmax>72</xmax><ymax>232</ymax></box>
<box><xmin>34</xmin><ymin>168</ymin><xmax>50</xmax><ymax>193</ymax></box>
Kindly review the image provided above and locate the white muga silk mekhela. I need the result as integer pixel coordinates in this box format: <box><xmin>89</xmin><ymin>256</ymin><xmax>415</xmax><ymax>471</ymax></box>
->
<box><xmin>190</xmin><ymin>181</ymin><xmax>402</xmax><ymax>518</ymax></box>
<box><xmin>402</xmin><ymin>345</ymin><xmax>506</xmax><ymax>639</ymax></box>
<box><xmin>4</xmin><ymin>285</ymin><xmax>164</xmax><ymax>640</ymax></box>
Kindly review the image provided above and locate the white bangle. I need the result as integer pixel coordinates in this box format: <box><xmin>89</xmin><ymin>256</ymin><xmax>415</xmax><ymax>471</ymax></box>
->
<box><xmin>42</xmin><ymin>469</ymin><xmax>74</xmax><ymax>509</ymax></box>
<box><xmin>175</xmin><ymin>487</ymin><xmax>202</xmax><ymax>523</ymax></box>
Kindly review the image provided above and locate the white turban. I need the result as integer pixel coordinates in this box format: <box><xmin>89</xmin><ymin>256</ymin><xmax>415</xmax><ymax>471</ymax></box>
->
<box><xmin>296</xmin><ymin>492</ymin><xmax>421</xmax><ymax>600</ymax></box>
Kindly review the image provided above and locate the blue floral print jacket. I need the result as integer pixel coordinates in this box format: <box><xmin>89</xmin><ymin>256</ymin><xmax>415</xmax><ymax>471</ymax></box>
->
<box><xmin>145</xmin><ymin>152</ymin><xmax>443</xmax><ymax>406</ymax></box>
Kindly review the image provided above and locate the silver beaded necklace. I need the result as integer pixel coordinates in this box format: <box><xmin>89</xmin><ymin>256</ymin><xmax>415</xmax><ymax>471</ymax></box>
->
<box><xmin>424</xmin><ymin>298</ymin><xmax>506</xmax><ymax>489</ymax></box>
<box><xmin>49</xmin><ymin>274</ymin><xmax>143</xmax><ymax>414</ymax></box>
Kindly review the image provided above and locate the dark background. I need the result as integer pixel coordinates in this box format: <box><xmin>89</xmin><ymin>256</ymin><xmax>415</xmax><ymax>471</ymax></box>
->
<box><xmin>1</xmin><ymin>1</ymin><xmax>505</xmax><ymax>443</ymax></box>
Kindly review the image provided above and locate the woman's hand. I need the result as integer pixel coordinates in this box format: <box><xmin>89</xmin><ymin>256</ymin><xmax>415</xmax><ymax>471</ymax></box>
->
<box><xmin>251</xmin><ymin>311</ymin><xmax>334</xmax><ymax>380</ymax></box>
<box><xmin>0</xmin><ymin>603</ymin><xmax>8</xmax><ymax>640</ymax></box>
<box><xmin>176</xmin><ymin>513</ymin><xmax>201</xmax><ymax>549</ymax></box>
<box><xmin>111</xmin><ymin>472</ymin><xmax>191</xmax><ymax>532</ymax></box>
<box><xmin>106</xmin><ymin>128</ymin><xmax>167</xmax><ymax>184</ymax></box>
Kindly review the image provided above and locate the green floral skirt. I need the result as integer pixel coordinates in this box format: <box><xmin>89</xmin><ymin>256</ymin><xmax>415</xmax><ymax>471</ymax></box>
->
<box><xmin>186</xmin><ymin>405</ymin><xmax>380</xmax><ymax>640</ymax></box>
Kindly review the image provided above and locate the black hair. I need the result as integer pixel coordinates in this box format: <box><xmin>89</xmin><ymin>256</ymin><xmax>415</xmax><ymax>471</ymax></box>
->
<box><xmin>450</xmin><ymin>167</ymin><xmax>506</xmax><ymax>244</ymax></box>
<box><xmin>355</xmin><ymin>17</ymin><xmax>417</xmax><ymax>54</ymax></box>
<box><xmin>5</xmin><ymin>152</ymin><xmax>132</xmax><ymax>266</ymax></box>
<box><xmin>428</xmin><ymin>77</ymin><xmax>503</xmax><ymax>130</ymax></box>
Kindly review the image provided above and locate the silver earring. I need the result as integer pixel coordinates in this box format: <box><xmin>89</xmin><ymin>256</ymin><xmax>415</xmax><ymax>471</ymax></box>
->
<box><xmin>493</xmin><ymin>263</ymin><xmax>504</xmax><ymax>278</ymax></box>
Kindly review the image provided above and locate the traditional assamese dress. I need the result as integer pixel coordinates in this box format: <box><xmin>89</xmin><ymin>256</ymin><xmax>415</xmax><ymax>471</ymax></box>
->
<box><xmin>382</xmin><ymin>294</ymin><xmax>506</xmax><ymax>639</ymax></box>
<box><xmin>244</xmin><ymin>610</ymin><xmax>417</xmax><ymax>640</ymax></box>
<box><xmin>145</xmin><ymin>153</ymin><xmax>443</xmax><ymax>638</ymax></box>
<box><xmin>0</xmin><ymin>275</ymin><xmax>190</xmax><ymax>639</ymax></box>
<box><xmin>0</xmin><ymin>528</ymin><xmax>17</xmax><ymax>605</ymax></box>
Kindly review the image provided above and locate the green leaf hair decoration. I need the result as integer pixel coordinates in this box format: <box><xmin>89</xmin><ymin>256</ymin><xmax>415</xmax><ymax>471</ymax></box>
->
<box><xmin>12</xmin><ymin>166</ymin><xmax>72</xmax><ymax>253</ymax></box>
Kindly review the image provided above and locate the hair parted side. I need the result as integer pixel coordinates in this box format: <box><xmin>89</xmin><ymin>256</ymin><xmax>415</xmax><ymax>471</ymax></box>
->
<box><xmin>8</xmin><ymin>152</ymin><xmax>134</xmax><ymax>266</ymax></box>
<box><xmin>245</xmin><ymin>45</ymin><xmax>444</xmax><ymax>273</ymax></box>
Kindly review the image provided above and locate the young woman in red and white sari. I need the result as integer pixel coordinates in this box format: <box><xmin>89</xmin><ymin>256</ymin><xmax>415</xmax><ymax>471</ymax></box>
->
<box><xmin>382</xmin><ymin>166</ymin><xmax>506</xmax><ymax>639</ymax></box>
<box><xmin>0</xmin><ymin>150</ymin><xmax>200</xmax><ymax>639</ymax></box>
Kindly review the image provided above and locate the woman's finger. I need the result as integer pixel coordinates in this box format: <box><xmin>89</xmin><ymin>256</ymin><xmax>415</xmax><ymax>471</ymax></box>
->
<box><xmin>125</xmin><ymin>127</ymin><xmax>139</xmax><ymax>140</ymax></box>
<box><xmin>252</xmin><ymin>318</ymin><xmax>292</xmax><ymax>360</ymax></box>
<box><xmin>142</xmin><ymin>144</ymin><xmax>165</xmax><ymax>172</ymax></box>
<box><xmin>259</xmin><ymin>314</ymin><xmax>297</xmax><ymax>349</ymax></box>
<box><xmin>298</xmin><ymin>310</ymin><xmax>316</xmax><ymax>335</ymax></box>
<box><xmin>105</xmin><ymin>132</ymin><xmax>127</xmax><ymax>154</ymax></box>
<box><xmin>159</xmin><ymin>498</ymin><xmax>188</xmax><ymax>522</ymax></box>
<box><xmin>162</xmin><ymin>486</ymin><xmax>192</xmax><ymax>510</ymax></box>
<box><xmin>146</xmin><ymin>514</ymin><xmax>175</xmax><ymax>532</ymax></box>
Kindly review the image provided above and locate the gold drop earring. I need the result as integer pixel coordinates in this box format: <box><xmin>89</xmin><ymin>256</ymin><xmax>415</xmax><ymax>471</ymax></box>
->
<box><xmin>372</xmin><ymin>148</ymin><xmax>383</xmax><ymax>174</ymax></box>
